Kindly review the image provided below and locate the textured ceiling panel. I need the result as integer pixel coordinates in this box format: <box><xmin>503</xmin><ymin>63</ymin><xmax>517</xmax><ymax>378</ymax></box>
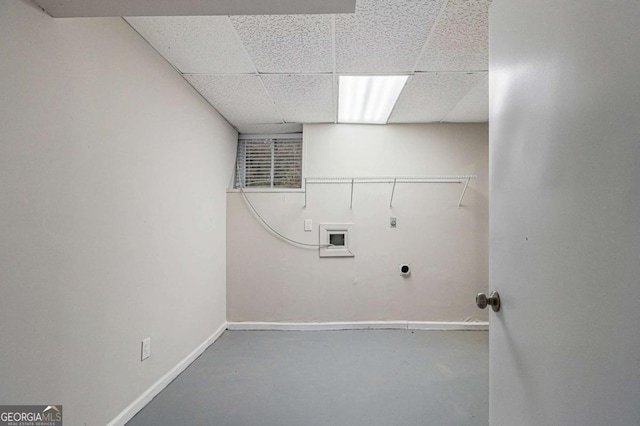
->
<box><xmin>123</xmin><ymin>0</ymin><xmax>491</xmax><ymax>126</ymax></box>
<box><xmin>335</xmin><ymin>0</ymin><xmax>445</xmax><ymax>73</ymax></box>
<box><xmin>125</xmin><ymin>16</ymin><xmax>255</xmax><ymax>74</ymax></box>
<box><xmin>261</xmin><ymin>75</ymin><xmax>334</xmax><ymax>123</ymax></box>
<box><xmin>35</xmin><ymin>0</ymin><xmax>356</xmax><ymax>17</ymax></box>
<box><xmin>236</xmin><ymin>123</ymin><xmax>303</xmax><ymax>135</ymax></box>
<box><xmin>443</xmin><ymin>74</ymin><xmax>488</xmax><ymax>122</ymax></box>
<box><xmin>416</xmin><ymin>0</ymin><xmax>490</xmax><ymax>71</ymax></box>
<box><xmin>230</xmin><ymin>15</ymin><xmax>333</xmax><ymax>73</ymax></box>
<box><xmin>185</xmin><ymin>75</ymin><xmax>282</xmax><ymax>125</ymax></box>
<box><xmin>389</xmin><ymin>72</ymin><xmax>485</xmax><ymax>123</ymax></box>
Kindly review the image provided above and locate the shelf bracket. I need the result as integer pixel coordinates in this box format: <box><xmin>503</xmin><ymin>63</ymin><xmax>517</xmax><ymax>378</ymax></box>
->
<box><xmin>349</xmin><ymin>179</ymin><xmax>354</xmax><ymax>209</ymax></box>
<box><xmin>458</xmin><ymin>177</ymin><xmax>471</xmax><ymax>208</ymax></box>
<box><xmin>303</xmin><ymin>178</ymin><xmax>307</xmax><ymax>209</ymax></box>
<box><xmin>389</xmin><ymin>178</ymin><xmax>397</xmax><ymax>208</ymax></box>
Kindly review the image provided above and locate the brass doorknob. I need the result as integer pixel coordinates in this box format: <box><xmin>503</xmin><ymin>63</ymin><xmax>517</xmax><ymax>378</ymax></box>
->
<box><xmin>476</xmin><ymin>290</ymin><xmax>501</xmax><ymax>312</ymax></box>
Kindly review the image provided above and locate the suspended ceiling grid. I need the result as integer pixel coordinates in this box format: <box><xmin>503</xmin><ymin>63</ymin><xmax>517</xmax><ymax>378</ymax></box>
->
<box><xmin>124</xmin><ymin>0</ymin><xmax>491</xmax><ymax>134</ymax></box>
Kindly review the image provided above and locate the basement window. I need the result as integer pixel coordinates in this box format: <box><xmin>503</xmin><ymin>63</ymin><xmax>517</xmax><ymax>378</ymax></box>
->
<box><xmin>235</xmin><ymin>134</ymin><xmax>302</xmax><ymax>189</ymax></box>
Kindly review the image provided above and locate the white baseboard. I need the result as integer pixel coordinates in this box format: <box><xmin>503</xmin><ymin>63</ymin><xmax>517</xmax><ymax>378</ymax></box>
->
<box><xmin>108</xmin><ymin>321</ymin><xmax>228</xmax><ymax>426</ymax></box>
<box><xmin>226</xmin><ymin>321</ymin><xmax>488</xmax><ymax>331</ymax></box>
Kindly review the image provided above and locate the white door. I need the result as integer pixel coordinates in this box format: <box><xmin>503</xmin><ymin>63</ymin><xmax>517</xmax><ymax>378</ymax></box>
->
<box><xmin>488</xmin><ymin>1</ymin><xmax>640</xmax><ymax>425</ymax></box>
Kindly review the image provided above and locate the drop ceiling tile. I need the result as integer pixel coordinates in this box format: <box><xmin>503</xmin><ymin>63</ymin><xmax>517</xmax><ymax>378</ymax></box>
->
<box><xmin>237</xmin><ymin>123</ymin><xmax>303</xmax><ymax>135</ymax></box>
<box><xmin>261</xmin><ymin>75</ymin><xmax>334</xmax><ymax>123</ymax></box>
<box><xmin>416</xmin><ymin>0</ymin><xmax>490</xmax><ymax>71</ymax></box>
<box><xmin>443</xmin><ymin>74</ymin><xmax>488</xmax><ymax>122</ymax></box>
<box><xmin>34</xmin><ymin>0</ymin><xmax>356</xmax><ymax>16</ymax></box>
<box><xmin>125</xmin><ymin>16</ymin><xmax>255</xmax><ymax>74</ymax></box>
<box><xmin>185</xmin><ymin>75</ymin><xmax>282</xmax><ymax>125</ymax></box>
<box><xmin>335</xmin><ymin>0</ymin><xmax>445</xmax><ymax>73</ymax></box>
<box><xmin>389</xmin><ymin>72</ymin><xmax>485</xmax><ymax>123</ymax></box>
<box><xmin>230</xmin><ymin>15</ymin><xmax>333</xmax><ymax>73</ymax></box>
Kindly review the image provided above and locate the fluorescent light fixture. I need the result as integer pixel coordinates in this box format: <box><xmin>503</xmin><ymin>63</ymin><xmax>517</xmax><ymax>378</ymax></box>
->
<box><xmin>338</xmin><ymin>75</ymin><xmax>409</xmax><ymax>124</ymax></box>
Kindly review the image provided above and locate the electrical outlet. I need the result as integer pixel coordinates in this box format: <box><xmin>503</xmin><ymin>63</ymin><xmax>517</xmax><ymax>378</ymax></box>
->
<box><xmin>141</xmin><ymin>337</ymin><xmax>151</xmax><ymax>361</ymax></box>
<box><xmin>304</xmin><ymin>219</ymin><xmax>312</xmax><ymax>232</ymax></box>
<box><xmin>390</xmin><ymin>217</ymin><xmax>397</xmax><ymax>228</ymax></box>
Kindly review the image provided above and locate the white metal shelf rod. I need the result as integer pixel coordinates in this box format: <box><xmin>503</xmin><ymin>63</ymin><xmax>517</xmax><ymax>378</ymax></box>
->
<box><xmin>302</xmin><ymin>175</ymin><xmax>476</xmax><ymax>209</ymax></box>
<box><xmin>305</xmin><ymin>175</ymin><xmax>475</xmax><ymax>183</ymax></box>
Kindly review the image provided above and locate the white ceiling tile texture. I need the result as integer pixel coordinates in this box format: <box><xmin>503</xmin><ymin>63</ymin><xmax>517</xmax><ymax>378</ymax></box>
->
<box><xmin>261</xmin><ymin>75</ymin><xmax>334</xmax><ymax>123</ymax></box>
<box><xmin>126</xmin><ymin>0</ymin><xmax>491</xmax><ymax>129</ymax></box>
<box><xmin>416</xmin><ymin>0</ymin><xmax>491</xmax><ymax>71</ymax></box>
<box><xmin>335</xmin><ymin>0</ymin><xmax>446</xmax><ymax>73</ymax></box>
<box><xmin>443</xmin><ymin>73</ymin><xmax>488</xmax><ymax>122</ymax></box>
<box><xmin>125</xmin><ymin>16</ymin><xmax>255</xmax><ymax>74</ymax></box>
<box><xmin>230</xmin><ymin>15</ymin><xmax>333</xmax><ymax>73</ymax></box>
<box><xmin>34</xmin><ymin>0</ymin><xmax>357</xmax><ymax>17</ymax></box>
<box><xmin>389</xmin><ymin>72</ymin><xmax>485</xmax><ymax>123</ymax></box>
<box><xmin>185</xmin><ymin>75</ymin><xmax>282</xmax><ymax>125</ymax></box>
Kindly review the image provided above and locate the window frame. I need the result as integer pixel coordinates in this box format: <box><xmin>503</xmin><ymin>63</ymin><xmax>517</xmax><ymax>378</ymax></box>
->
<box><xmin>233</xmin><ymin>133</ymin><xmax>304</xmax><ymax>192</ymax></box>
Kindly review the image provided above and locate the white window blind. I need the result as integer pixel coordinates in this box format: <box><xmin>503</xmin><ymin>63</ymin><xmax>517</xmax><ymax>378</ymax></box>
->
<box><xmin>235</xmin><ymin>135</ymin><xmax>302</xmax><ymax>189</ymax></box>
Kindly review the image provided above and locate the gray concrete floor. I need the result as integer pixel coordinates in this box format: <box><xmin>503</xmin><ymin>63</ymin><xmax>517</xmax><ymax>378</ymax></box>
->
<box><xmin>127</xmin><ymin>330</ymin><xmax>488</xmax><ymax>426</ymax></box>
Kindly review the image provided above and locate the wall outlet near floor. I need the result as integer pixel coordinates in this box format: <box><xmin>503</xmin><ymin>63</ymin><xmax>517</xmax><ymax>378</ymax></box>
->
<box><xmin>390</xmin><ymin>217</ymin><xmax>397</xmax><ymax>228</ymax></box>
<box><xmin>304</xmin><ymin>219</ymin><xmax>312</xmax><ymax>232</ymax></box>
<box><xmin>141</xmin><ymin>337</ymin><xmax>151</xmax><ymax>361</ymax></box>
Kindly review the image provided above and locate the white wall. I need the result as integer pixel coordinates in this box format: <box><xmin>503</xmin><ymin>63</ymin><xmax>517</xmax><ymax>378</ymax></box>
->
<box><xmin>0</xmin><ymin>1</ymin><xmax>236</xmax><ymax>424</ymax></box>
<box><xmin>489</xmin><ymin>1</ymin><xmax>640</xmax><ymax>424</ymax></box>
<box><xmin>227</xmin><ymin>123</ymin><xmax>488</xmax><ymax>322</ymax></box>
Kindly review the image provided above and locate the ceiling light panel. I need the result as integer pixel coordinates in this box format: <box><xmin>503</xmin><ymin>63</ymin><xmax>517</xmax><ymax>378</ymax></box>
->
<box><xmin>335</xmin><ymin>0</ymin><xmax>445</xmax><ymax>73</ymax></box>
<box><xmin>230</xmin><ymin>15</ymin><xmax>333</xmax><ymax>73</ymax></box>
<box><xmin>389</xmin><ymin>72</ymin><xmax>485</xmax><ymax>123</ymax></box>
<box><xmin>185</xmin><ymin>75</ymin><xmax>281</xmax><ymax>125</ymax></box>
<box><xmin>261</xmin><ymin>75</ymin><xmax>334</xmax><ymax>123</ymax></box>
<box><xmin>415</xmin><ymin>0</ymin><xmax>490</xmax><ymax>71</ymax></box>
<box><xmin>339</xmin><ymin>75</ymin><xmax>408</xmax><ymax>124</ymax></box>
<box><xmin>236</xmin><ymin>123</ymin><xmax>303</xmax><ymax>135</ymax></box>
<box><xmin>443</xmin><ymin>74</ymin><xmax>488</xmax><ymax>122</ymax></box>
<box><xmin>126</xmin><ymin>17</ymin><xmax>255</xmax><ymax>74</ymax></box>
